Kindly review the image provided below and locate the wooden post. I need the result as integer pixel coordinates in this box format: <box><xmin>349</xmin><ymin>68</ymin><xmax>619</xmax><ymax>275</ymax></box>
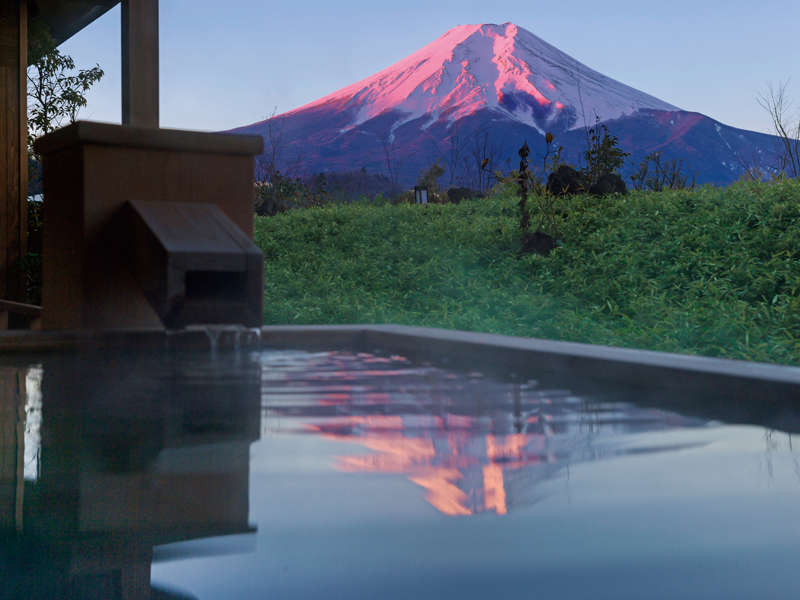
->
<box><xmin>0</xmin><ymin>367</ymin><xmax>25</xmax><ymax>531</ymax></box>
<box><xmin>121</xmin><ymin>0</ymin><xmax>159</xmax><ymax>128</ymax></box>
<box><xmin>0</xmin><ymin>1</ymin><xmax>27</xmax><ymax>302</ymax></box>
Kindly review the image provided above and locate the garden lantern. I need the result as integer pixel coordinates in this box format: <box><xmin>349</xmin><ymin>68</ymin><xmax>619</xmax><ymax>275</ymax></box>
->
<box><xmin>414</xmin><ymin>186</ymin><xmax>428</xmax><ymax>204</ymax></box>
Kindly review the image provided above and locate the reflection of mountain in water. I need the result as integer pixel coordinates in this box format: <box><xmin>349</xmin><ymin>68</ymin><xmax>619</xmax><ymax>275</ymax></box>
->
<box><xmin>260</xmin><ymin>352</ymin><xmax>709</xmax><ymax>516</ymax></box>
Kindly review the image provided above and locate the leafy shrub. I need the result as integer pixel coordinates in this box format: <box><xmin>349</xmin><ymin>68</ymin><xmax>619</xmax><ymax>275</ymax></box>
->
<box><xmin>27</xmin><ymin>18</ymin><xmax>103</xmax><ymax>164</ymax></box>
<box><xmin>322</xmin><ymin>168</ymin><xmax>394</xmax><ymax>202</ymax></box>
<box><xmin>418</xmin><ymin>158</ymin><xmax>446</xmax><ymax>199</ymax></box>
<box><xmin>254</xmin><ymin>171</ymin><xmax>332</xmax><ymax>215</ymax></box>
<box><xmin>581</xmin><ymin>117</ymin><xmax>630</xmax><ymax>186</ymax></box>
<box><xmin>20</xmin><ymin>18</ymin><xmax>102</xmax><ymax>305</ymax></box>
<box><xmin>631</xmin><ymin>151</ymin><xmax>698</xmax><ymax>191</ymax></box>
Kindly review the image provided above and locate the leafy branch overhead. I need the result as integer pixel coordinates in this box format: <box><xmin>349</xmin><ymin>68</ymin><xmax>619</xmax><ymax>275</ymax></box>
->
<box><xmin>22</xmin><ymin>19</ymin><xmax>104</xmax><ymax>305</ymax></box>
<box><xmin>27</xmin><ymin>18</ymin><xmax>103</xmax><ymax>143</ymax></box>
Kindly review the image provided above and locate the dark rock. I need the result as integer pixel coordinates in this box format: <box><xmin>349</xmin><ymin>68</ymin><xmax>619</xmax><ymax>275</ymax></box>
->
<box><xmin>520</xmin><ymin>231</ymin><xmax>561</xmax><ymax>256</ymax></box>
<box><xmin>589</xmin><ymin>173</ymin><xmax>628</xmax><ymax>196</ymax></box>
<box><xmin>447</xmin><ymin>187</ymin><xmax>485</xmax><ymax>204</ymax></box>
<box><xmin>546</xmin><ymin>165</ymin><xmax>588</xmax><ymax>197</ymax></box>
<box><xmin>255</xmin><ymin>195</ymin><xmax>298</xmax><ymax>217</ymax></box>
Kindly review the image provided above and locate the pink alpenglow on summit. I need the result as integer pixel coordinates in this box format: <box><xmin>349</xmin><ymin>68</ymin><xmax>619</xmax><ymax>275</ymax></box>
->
<box><xmin>232</xmin><ymin>23</ymin><xmax>781</xmax><ymax>187</ymax></box>
<box><xmin>281</xmin><ymin>22</ymin><xmax>679</xmax><ymax>135</ymax></box>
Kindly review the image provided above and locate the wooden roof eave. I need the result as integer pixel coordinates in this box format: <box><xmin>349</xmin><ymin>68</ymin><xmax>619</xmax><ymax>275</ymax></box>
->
<box><xmin>31</xmin><ymin>0</ymin><xmax>121</xmax><ymax>46</ymax></box>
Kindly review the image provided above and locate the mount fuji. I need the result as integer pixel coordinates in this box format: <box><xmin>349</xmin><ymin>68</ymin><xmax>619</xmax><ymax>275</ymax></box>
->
<box><xmin>232</xmin><ymin>23</ymin><xmax>779</xmax><ymax>188</ymax></box>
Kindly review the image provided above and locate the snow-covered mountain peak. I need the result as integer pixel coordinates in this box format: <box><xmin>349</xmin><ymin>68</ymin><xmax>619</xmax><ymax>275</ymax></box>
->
<box><xmin>279</xmin><ymin>22</ymin><xmax>679</xmax><ymax>134</ymax></box>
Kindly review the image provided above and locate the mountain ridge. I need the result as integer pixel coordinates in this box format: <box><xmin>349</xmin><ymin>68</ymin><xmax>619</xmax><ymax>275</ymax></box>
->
<box><xmin>232</xmin><ymin>22</ymin><xmax>778</xmax><ymax>188</ymax></box>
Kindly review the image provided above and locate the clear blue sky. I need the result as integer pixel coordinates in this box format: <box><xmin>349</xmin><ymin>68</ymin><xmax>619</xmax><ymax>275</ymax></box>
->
<box><xmin>59</xmin><ymin>0</ymin><xmax>799</xmax><ymax>136</ymax></box>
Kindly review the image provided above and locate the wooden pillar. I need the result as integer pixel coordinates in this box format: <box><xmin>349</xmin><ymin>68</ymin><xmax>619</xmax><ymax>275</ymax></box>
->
<box><xmin>0</xmin><ymin>1</ymin><xmax>27</xmax><ymax>302</ymax></box>
<box><xmin>121</xmin><ymin>0</ymin><xmax>159</xmax><ymax>128</ymax></box>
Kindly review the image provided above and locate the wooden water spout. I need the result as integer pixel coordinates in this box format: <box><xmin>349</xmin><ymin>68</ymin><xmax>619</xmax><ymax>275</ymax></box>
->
<box><xmin>127</xmin><ymin>200</ymin><xmax>263</xmax><ymax>329</ymax></box>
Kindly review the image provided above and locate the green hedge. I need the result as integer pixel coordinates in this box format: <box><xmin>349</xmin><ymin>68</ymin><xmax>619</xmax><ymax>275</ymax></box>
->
<box><xmin>254</xmin><ymin>180</ymin><xmax>800</xmax><ymax>365</ymax></box>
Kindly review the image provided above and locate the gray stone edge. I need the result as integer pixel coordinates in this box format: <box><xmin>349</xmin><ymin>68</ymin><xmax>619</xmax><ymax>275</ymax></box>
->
<box><xmin>0</xmin><ymin>324</ymin><xmax>798</xmax><ymax>400</ymax></box>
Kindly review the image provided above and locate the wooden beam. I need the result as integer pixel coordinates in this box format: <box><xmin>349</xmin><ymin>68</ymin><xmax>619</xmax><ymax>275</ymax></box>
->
<box><xmin>121</xmin><ymin>0</ymin><xmax>158</xmax><ymax>128</ymax></box>
<box><xmin>36</xmin><ymin>0</ymin><xmax>121</xmax><ymax>46</ymax></box>
<box><xmin>0</xmin><ymin>1</ymin><xmax>27</xmax><ymax>302</ymax></box>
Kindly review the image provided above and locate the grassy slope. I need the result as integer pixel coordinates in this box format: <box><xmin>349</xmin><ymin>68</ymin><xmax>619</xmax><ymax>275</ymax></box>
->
<box><xmin>254</xmin><ymin>180</ymin><xmax>800</xmax><ymax>365</ymax></box>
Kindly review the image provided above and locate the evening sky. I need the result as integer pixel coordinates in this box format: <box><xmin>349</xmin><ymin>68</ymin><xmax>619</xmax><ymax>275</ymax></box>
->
<box><xmin>59</xmin><ymin>0</ymin><xmax>799</xmax><ymax>136</ymax></box>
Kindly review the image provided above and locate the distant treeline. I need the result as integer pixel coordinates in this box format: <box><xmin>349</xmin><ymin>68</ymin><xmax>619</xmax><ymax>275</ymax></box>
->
<box><xmin>309</xmin><ymin>168</ymin><xmax>394</xmax><ymax>202</ymax></box>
